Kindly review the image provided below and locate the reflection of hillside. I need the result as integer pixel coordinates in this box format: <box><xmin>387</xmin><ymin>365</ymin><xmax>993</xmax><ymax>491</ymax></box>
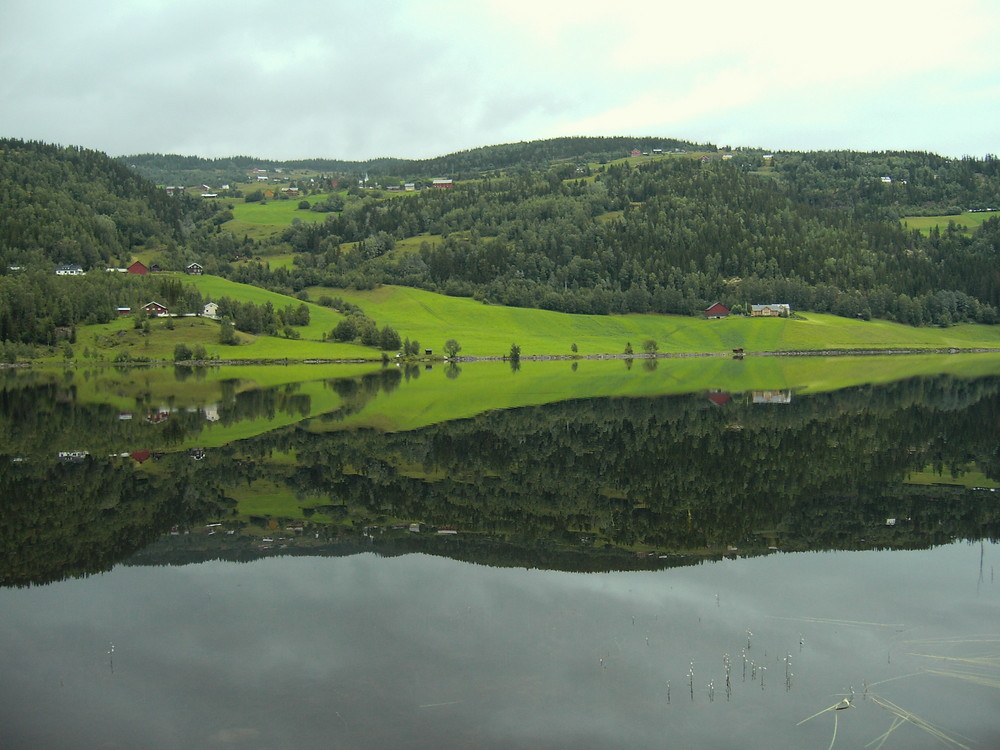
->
<box><xmin>3</xmin><ymin>373</ymin><xmax>1000</xmax><ymax>584</ymax></box>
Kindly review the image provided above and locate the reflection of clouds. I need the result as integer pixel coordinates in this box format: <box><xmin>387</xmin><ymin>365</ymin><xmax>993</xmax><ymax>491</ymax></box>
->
<box><xmin>1</xmin><ymin>544</ymin><xmax>997</xmax><ymax>749</ymax></box>
<box><xmin>211</xmin><ymin>727</ymin><xmax>260</xmax><ymax>744</ymax></box>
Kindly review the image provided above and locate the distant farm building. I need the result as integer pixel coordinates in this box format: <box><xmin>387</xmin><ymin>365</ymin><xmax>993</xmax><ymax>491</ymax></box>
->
<box><xmin>55</xmin><ymin>264</ymin><xmax>84</xmax><ymax>276</ymax></box>
<box><xmin>202</xmin><ymin>302</ymin><xmax>219</xmax><ymax>318</ymax></box>
<box><xmin>431</xmin><ymin>178</ymin><xmax>455</xmax><ymax>188</ymax></box>
<box><xmin>116</xmin><ymin>306</ymin><xmax>132</xmax><ymax>317</ymax></box>
<box><xmin>128</xmin><ymin>261</ymin><xmax>148</xmax><ymax>275</ymax></box>
<box><xmin>186</xmin><ymin>262</ymin><xmax>203</xmax><ymax>275</ymax></box>
<box><xmin>753</xmin><ymin>390</ymin><xmax>793</xmax><ymax>404</ymax></box>
<box><xmin>750</xmin><ymin>304</ymin><xmax>790</xmax><ymax>317</ymax></box>
<box><xmin>142</xmin><ymin>301</ymin><xmax>169</xmax><ymax>317</ymax></box>
<box><xmin>704</xmin><ymin>302</ymin><xmax>730</xmax><ymax>319</ymax></box>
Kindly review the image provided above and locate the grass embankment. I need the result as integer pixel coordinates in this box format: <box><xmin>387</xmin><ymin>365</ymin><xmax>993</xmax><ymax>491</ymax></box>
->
<box><xmin>900</xmin><ymin>211</ymin><xmax>996</xmax><ymax>236</ymax></box>
<box><xmin>307</xmin><ymin>284</ymin><xmax>1000</xmax><ymax>359</ymax></box>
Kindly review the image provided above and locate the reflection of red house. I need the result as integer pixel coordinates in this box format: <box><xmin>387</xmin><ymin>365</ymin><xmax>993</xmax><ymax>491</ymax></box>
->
<box><xmin>707</xmin><ymin>391</ymin><xmax>732</xmax><ymax>406</ymax></box>
<box><xmin>704</xmin><ymin>302</ymin><xmax>730</xmax><ymax>319</ymax></box>
<box><xmin>143</xmin><ymin>301</ymin><xmax>168</xmax><ymax>317</ymax></box>
<box><xmin>130</xmin><ymin>450</ymin><xmax>151</xmax><ymax>463</ymax></box>
<box><xmin>128</xmin><ymin>261</ymin><xmax>148</xmax><ymax>275</ymax></box>
<box><xmin>146</xmin><ymin>410</ymin><xmax>170</xmax><ymax>424</ymax></box>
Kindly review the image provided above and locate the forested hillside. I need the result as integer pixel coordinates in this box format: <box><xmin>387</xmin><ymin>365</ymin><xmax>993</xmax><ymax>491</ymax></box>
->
<box><xmin>0</xmin><ymin>138</ymin><xmax>215</xmax><ymax>269</ymax></box>
<box><xmin>238</xmin><ymin>153</ymin><xmax>1000</xmax><ymax>325</ymax></box>
<box><xmin>3</xmin><ymin>135</ymin><xmax>1000</xmax><ymax>350</ymax></box>
<box><xmin>120</xmin><ymin>136</ymin><xmax>713</xmax><ymax>187</ymax></box>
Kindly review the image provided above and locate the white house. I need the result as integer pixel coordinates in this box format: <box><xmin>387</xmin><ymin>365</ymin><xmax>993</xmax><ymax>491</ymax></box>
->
<box><xmin>750</xmin><ymin>304</ymin><xmax>791</xmax><ymax>317</ymax></box>
<box><xmin>55</xmin><ymin>264</ymin><xmax>84</xmax><ymax>276</ymax></box>
<box><xmin>203</xmin><ymin>301</ymin><xmax>219</xmax><ymax>318</ymax></box>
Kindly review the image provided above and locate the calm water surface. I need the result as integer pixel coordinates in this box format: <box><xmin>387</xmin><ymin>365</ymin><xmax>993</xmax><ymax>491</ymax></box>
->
<box><xmin>3</xmin><ymin>544</ymin><xmax>998</xmax><ymax>749</ymax></box>
<box><xmin>1</xmin><ymin>363</ymin><xmax>998</xmax><ymax>748</ymax></box>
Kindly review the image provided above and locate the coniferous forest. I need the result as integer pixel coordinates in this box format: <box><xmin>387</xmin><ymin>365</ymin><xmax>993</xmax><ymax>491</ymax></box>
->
<box><xmin>3</xmin><ymin>136</ymin><xmax>1000</xmax><ymax>350</ymax></box>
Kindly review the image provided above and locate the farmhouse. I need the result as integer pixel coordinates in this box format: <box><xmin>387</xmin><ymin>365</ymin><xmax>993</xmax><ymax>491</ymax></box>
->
<box><xmin>753</xmin><ymin>390</ymin><xmax>793</xmax><ymax>404</ymax></box>
<box><xmin>202</xmin><ymin>301</ymin><xmax>219</xmax><ymax>318</ymax></box>
<box><xmin>431</xmin><ymin>178</ymin><xmax>454</xmax><ymax>188</ymax></box>
<box><xmin>55</xmin><ymin>264</ymin><xmax>84</xmax><ymax>276</ymax></box>
<box><xmin>750</xmin><ymin>304</ymin><xmax>790</xmax><ymax>317</ymax></box>
<box><xmin>128</xmin><ymin>261</ymin><xmax>148</xmax><ymax>275</ymax></box>
<box><xmin>704</xmin><ymin>302</ymin><xmax>730</xmax><ymax>319</ymax></box>
<box><xmin>186</xmin><ymin>262</ymin><xmax>203</xmax><ymax>275</ymax></box>
<box><xmin>142</xmin><ymin>301</ymin><xmax>169</xmax><ymax>317</ymax></box>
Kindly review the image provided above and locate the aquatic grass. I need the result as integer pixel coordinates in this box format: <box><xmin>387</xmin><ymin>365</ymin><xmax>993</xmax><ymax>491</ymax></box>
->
<box><xmin>867</xmin><ymin>694</ymin><xmax>971</xmax><ymax>750</ymax></box>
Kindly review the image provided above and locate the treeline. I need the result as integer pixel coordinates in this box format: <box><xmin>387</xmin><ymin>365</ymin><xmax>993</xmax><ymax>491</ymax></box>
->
<box><xmin>212</xmin><ymin>296</ymin><xmax>310</xmax><ymax>337</ymax></box>
<box><xmin>120</xmin><ymin>136</ymin><xmax>714</xmax><ymax>186</ymax></box>
<box><xmin>0</xmin><ymin>138</ymin><xmax>217</xmax><ymax>271</ymax></box>
<box><xmin>0</xmin><ymin>270</ymin><xmax>202</xmax><ymax>347</ymax></box>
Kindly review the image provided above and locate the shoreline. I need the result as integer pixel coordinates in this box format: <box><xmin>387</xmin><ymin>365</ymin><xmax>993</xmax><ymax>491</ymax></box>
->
<box><xmin>4</xmin><ymin>347</ymin><xmax>1000</xmax><ymax>370</ymax></box>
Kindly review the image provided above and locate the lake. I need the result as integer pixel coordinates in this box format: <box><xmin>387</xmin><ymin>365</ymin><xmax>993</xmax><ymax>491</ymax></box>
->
<box><xmin>1</xmin><ymin>357</ymin><xmax>999</xmax><ymax>749</ymax></box>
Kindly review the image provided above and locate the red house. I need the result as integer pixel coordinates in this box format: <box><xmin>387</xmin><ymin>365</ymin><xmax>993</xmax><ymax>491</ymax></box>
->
<box><xmin>704</xmin><ymin>302</ymin><xmax>730</xmax><ymax>319</ymax></box>
<box><xmin>128</xmin><ymin>261</ymin><xmax>148</xmax><ymax>275</ymax></box>
<box><xmin>142</xmin><ymin>301</ymin><xmax>169</xmax><ymax>317</ymax></box>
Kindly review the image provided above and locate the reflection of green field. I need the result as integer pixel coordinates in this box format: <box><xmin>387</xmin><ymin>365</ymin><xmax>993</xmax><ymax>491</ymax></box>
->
<box><xmin>310</xmin><ymin>352</ymin><xmax>1000</xmax><ymax>433</ymax></box>
<box><xmin>307</xmin><ymin>284</ymin><xmax>1000</xmax><ymax>359</ymax></box>
<box><xmin>905</xmin><ymin>466</ymin><xmax>999</xmax><ymax>488</ymax></box>
<box><xmin>901</xmin><ymin>211</ymin><xmax>996</xmax><ymax>236</ymax></box>
<box><xmin>20</xmin><ymin>352</ymin><xmax>1000</xmax><ymax>456</ymax></box>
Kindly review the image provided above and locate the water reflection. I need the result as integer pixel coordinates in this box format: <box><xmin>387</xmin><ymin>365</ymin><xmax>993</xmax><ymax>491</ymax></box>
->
<box><xmin>2</xmin><ymin>364</ymin><xmax>1000</xmax><ymax>748</ymax></box>
<box><xmin>2</xmin><ymin>367</ymin><xmax>998</xmax><ymax>585</ymax></box>
<box><xmin>1</xmin><ymin>544</ymin><xmax>997</xmax><ymax>749</ymax></box>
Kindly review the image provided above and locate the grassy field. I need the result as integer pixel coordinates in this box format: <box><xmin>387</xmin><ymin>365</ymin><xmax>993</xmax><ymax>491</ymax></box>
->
<box><xmin>183</xmin><ymin>274</ymin><xmax>345</xmax><ymax>341</ymax></box>
<box><xmin>900</xmin><ymin>211</ymin><xmax>996</xmax><ymax>236</ymax></box>
<box><xmin>32</xmin><ymin>274</ymin><xmax>1000</xmax><ymax>366</ymax></box>
<box><xmin>222</xmin><ymin>192</ymin><xmax>341</xmax><ymax>240</ymax></box>
<box><xmin>305</xmin><ymin>284</ymin><xmax>1000</xmax><ymax>358</ymax></box>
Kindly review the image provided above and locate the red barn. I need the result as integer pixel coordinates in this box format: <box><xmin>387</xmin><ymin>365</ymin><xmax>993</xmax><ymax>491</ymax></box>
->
<box><xmin>128</xmin><ymin>261</ymin><xmax>148</xmax><ymax>275</ymax></box>
<box><xmin>704</xmin><ymin>302</ymin><xmax>730</xmax><ymax>319</ymax></box>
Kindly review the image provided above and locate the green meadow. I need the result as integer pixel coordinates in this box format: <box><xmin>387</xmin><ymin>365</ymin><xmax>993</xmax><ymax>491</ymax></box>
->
<box><xmin>900</xmin><ymin>211</ymin><xmax>996</xmax><ymax>236</ymax></box>
<box><xmin>37</xmin><ymin>274</ymin><xmax>1000</xmax><ymax>367</ymax></box>
<box><xmin>222</xmin><ymin>192</ymin><xmax>342</xmax><ymax>240</ymax></box>
<box><xmin>307</xmin><ymin>284</ymin><xmax>1000</xmax><ymax>358</ymax></box>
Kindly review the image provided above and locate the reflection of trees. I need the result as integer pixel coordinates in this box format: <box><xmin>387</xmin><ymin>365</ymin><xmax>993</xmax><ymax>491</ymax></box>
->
<box><xmin>283</xmin><ymin>375</ymin><xmax>1000</xmax><ymax>556</ymax></box>
<box><xmin>4</xmin><ymin>373</ymin><xmax>1000</xmax><ymax>583</ymax></box>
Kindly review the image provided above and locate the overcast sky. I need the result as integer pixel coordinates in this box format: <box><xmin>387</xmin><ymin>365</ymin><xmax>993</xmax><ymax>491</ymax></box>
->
<box><xmin>2</xmin><ymin>0</ymin><xmax>998</xmax><ymax>160</ymax></box>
